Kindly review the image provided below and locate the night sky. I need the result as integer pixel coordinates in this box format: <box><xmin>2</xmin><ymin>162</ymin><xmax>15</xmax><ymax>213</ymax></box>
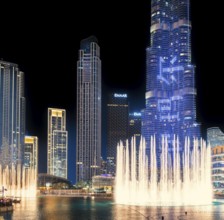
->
<box><xmin>0</xmin><ymin>1</ymin><xmax>222</xmax><ymax>183</ymax></box>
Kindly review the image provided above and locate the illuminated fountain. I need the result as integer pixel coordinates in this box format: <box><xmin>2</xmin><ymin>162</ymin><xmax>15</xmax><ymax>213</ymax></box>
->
<box><xmin>115</xmin><ymin>136</ymin><xmax>213</xmax><ymax>206</ymax></box>
<box><xmin>0</xmin><ymin>164</ymin><xmax>37</xmax><ymax>197</ymax></box>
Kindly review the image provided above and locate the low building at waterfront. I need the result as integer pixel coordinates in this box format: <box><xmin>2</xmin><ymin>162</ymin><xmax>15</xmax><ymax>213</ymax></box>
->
<box><xmin>92</xmin><ymin>174</ymin><xmax>114</xmax><ymax>193</ymax></box>
<box><xmin>38</xmin><ymin>173</ymin><xmax>72</xmax><ymax>190</ymax></box>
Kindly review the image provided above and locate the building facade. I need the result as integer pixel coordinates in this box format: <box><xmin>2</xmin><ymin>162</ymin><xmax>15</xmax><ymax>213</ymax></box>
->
<box><xmin>106</xmin><ymin>93</ymin><xmax>129</xmax><ymax>176</ymax></box>
<box><xmin>24</xmin><ymin>136</ymin><xmax>38</xmax><ymax>172</ymax></box>
<box><xmin>38</xmin><ymin>173</ymin><xmax>72</xmax><ymax>190</ymax></box>
<box><xmin>76</xmin><ymin>36</ymin><xmax>101</xmax><ymax>183</ymax></box>
<box><xmin>142</xmin><ymin>0</ymin><xmax>201</xmax><ymax>164</ymax></box>
<box><xmin>0</xmin><ymin>60</ymin><xmax>25</xmax><ymax>167</ymax></box>
<box><xmin>47</xmin><ymin>108</ymin><xmax>68</xmax><ymax>179</ymax></box>
<box><xmin>92</xmin><ymin>174</ymin><xmax>115</xmax><ymax>193</ymax></box>
<box><xmin>129</xmin><ymin>112</ymin><xmax>142</xmax><ymax>144</ymax></box>
<box><xmin>207</xmin><ymin>127</ymin><xmax>224</xmax><ymax>148</ymax></box>
<box><xmin>212</xmin><ymin>146</ymin><xmax>224</xmax><ymax>194</ymax></box>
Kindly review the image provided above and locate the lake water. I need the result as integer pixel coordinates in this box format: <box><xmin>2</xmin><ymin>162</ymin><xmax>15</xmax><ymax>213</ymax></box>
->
<box><xmin>1</xmin><ymin>196</ymin><xmax>224</xmax><ymax>220</ymax></box>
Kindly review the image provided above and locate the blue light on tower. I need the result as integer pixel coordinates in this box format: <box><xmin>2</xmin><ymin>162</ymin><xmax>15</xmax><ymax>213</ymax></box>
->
<box><xmin>142</xmin><ymin>0</ymin><xmax>201</xmax><ymax>160</ymax></box>
<box><xmin>115</xmin><ymin>0</ymin><xmax>212</xmax><ymax>207</ymax></box>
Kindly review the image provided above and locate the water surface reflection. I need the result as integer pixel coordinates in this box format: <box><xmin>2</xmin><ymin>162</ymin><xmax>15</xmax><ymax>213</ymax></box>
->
<box><xmin>1</xmin><ymin>197</ymin><xmax>224</xmax><ymax>220</ymax></box>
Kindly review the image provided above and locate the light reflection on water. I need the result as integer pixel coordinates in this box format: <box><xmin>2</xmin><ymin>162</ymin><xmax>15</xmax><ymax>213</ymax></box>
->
<box><xmin>1</xmin><ymin>197</ymin><xmax>224</xmax><ymax>220</ymax></box>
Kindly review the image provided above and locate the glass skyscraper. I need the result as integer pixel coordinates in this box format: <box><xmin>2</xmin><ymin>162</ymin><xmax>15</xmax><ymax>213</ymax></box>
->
<box><xmin>76</xmin><ymin>36</ymin><xmax>101</xmax><ymax>182</ymax></box>
<box><xmin>106</xmin><ymin>93</ymin><xmax>129</xmax><ymax>175</ymax></box>
<box><xmin>24</xmin><ymin>136</ymin><xmax>38</xmax><ymax>172</ymax></box>
<box><xmin>0</xmin><ymin>60</ymin><xmax>25</xmax><ymax>167</ymax></box>
<box><xmin>129</xmin><ymin>112</ymin><xmax>142</xmax><ymax>141</ymax></box>
<box><xmin>142</xmin><ymin>0</ymin><xmax>201</xmax><ymax>158</ymax></box>
<box><xmin>48</xmin><ymin>108</ymin><xmax>68</xmax><ymax>179</ymax></box>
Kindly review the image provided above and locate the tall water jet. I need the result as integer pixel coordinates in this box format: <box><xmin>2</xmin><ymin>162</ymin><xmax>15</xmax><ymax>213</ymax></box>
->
<box><xmin>0</xmin><ymin>164</ymin><xmax>37</xmax><ymax>197</ymax></box>
<box><xmin>115</xmin><ymin>136</ymin><xmax>212</xmax><ymax>206</ymax></box>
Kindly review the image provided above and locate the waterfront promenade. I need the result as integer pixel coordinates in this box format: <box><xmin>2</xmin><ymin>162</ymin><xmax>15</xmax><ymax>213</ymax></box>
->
<box><xmin>38</xmin><ymin>189</ymin><xmax>113</xmax><ymax>199</ymax></box>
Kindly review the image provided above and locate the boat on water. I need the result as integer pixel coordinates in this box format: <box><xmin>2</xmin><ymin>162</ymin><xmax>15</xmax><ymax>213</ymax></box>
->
<box><xmin>11</xmin><ymin>197</ymin><xmax>21</xmax><ymax>203</ymax></box>
<box><xmin>0</xmin><ymin>198</ymin><xmax>13</xmax><ymax>212</ymax></box>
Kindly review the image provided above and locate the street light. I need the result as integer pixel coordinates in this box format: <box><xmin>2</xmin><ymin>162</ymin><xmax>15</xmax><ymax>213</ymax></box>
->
<box><xmin>1</xmin><ymin>186</ymin><xmax>7</xmax><ymax>197</ymax></box>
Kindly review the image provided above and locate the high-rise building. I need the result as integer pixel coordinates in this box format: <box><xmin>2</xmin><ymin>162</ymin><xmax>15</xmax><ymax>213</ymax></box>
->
<box><xmin>142</xmin><ymin>0</ymin><xmax>201</xmax><ymax>159</ymax></box>
<box><xmin>0</xmin><ymin>60</ymin><xmax>25</xmax><ymax>166</ymax></box>
<box><xmin>207</xmin><ymin>127</ymin><xmax>224</xmax><ymax>148</ymax></box>
<box><xmin>129</xmin><ymin>112</ymin><xmax>142</xmax><ymax>143</ymax></box>
<box><xmin>106</xmin><ymin>93</ymin><xmax>129</xmax><ymax>175</ymax></box>
<box><xmin>76</xmin><ymin>36</ymin><xmax>101</xmax><ymax>183</ymax></box>
<box><xmin>129</xmin><ymin>111</ymin><xmax>142</xmax><ymax>178</ymax></box>
<box><xmin>48</xmin><ymin>108</ymin><xmax>68</xmax><ymax>179</ymax></box>
<box><xmin>24</xmin><ymin>136</ymin><xmax>38</xmax><ymax>172</ymax></box>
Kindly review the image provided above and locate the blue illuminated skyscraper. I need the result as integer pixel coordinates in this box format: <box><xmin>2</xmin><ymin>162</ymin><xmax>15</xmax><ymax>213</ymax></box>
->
<box><xmin>142</xmin><ymin>0</ymin><xmax>201</xmax><ymax>157</ymax></box>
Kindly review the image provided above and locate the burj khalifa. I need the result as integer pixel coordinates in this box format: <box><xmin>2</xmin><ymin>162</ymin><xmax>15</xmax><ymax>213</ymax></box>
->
<box><xmin>142</xmin><ymin>0</ymin><xmax>201</xmax><ymax>158</ymax></box>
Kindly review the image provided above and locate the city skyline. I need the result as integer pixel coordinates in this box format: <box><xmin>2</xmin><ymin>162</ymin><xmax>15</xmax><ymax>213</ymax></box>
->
<box><xmin>0</xmin><ymin>1</ymin><xmax>222</xmax><ymax>183</ymax></box>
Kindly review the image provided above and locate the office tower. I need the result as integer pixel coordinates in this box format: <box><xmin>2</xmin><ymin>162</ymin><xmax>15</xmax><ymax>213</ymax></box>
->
<box><xmin>142</xmin><ymin>0</ymin><xmax>201</xmax><ymax>157</ymax></box>
<box><xmin>129</xmin><ymin>112</ymin><xmax>142</xmax><ymax>178</ymax></box>
<box><xmin>107</xmin><ymin>93</ymin><xmax>129</xmax><ymax>175</ymax></box>
<box><xmin>0</xmin><ymin>60</ymin><xmax>25</xmax><ymax>166</ymax></box>
<box><xmin>24</xmin><ymin>136</ymin><xmax>38</xmax><ymax>172</ymax></box>
<box><xmin>48</xmin><ymin>108</ymin><xmax>68</xmax><ymax>179</ymax></box>
<box><xmin>207</xmin><ymin>127</ymin><xmax>224</xmax><ymax>148</ymax></box>
<box><xmin>76</xmin><ymin>36</ymin><xmax>101</xmax><ymax>182</ymax></box>
<box><xmin>129</xmin><ymin>112</ymin><xmax>142</xmax><ymax>142</ymax></box>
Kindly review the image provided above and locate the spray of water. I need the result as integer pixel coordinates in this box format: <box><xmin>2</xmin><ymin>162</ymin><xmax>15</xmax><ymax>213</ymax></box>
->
<box><xmin>115</xmin><ymin>136</ymin><xmax>213</xmax><ymax>206</ymax></box>
<box><xmin>0</xmin><ymin>164</ymin><xmax>37</xmax><ymax>197</ymax></box>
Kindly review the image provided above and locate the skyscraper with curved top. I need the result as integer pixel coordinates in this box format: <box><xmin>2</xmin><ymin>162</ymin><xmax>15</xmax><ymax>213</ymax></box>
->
<box><xmin>142</xmin><ymin>0</ymin><xmax>201</xmax><ymax>159</ymax></box>
<box><xmin>76</xmin><ymin>36</ymin><xmax>101</xmax><ymax>182</ymax></box>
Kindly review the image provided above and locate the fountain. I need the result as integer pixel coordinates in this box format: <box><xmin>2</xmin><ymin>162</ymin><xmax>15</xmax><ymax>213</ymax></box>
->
<box><xmin>0</xmin><ymin>164</ymin><xmax>37</xmax><ymax>198</ymax></box>
<box><xmin>115</xmin><ymin>135</ymin><xmax>213</xmax><ymax>206</ymax></box>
